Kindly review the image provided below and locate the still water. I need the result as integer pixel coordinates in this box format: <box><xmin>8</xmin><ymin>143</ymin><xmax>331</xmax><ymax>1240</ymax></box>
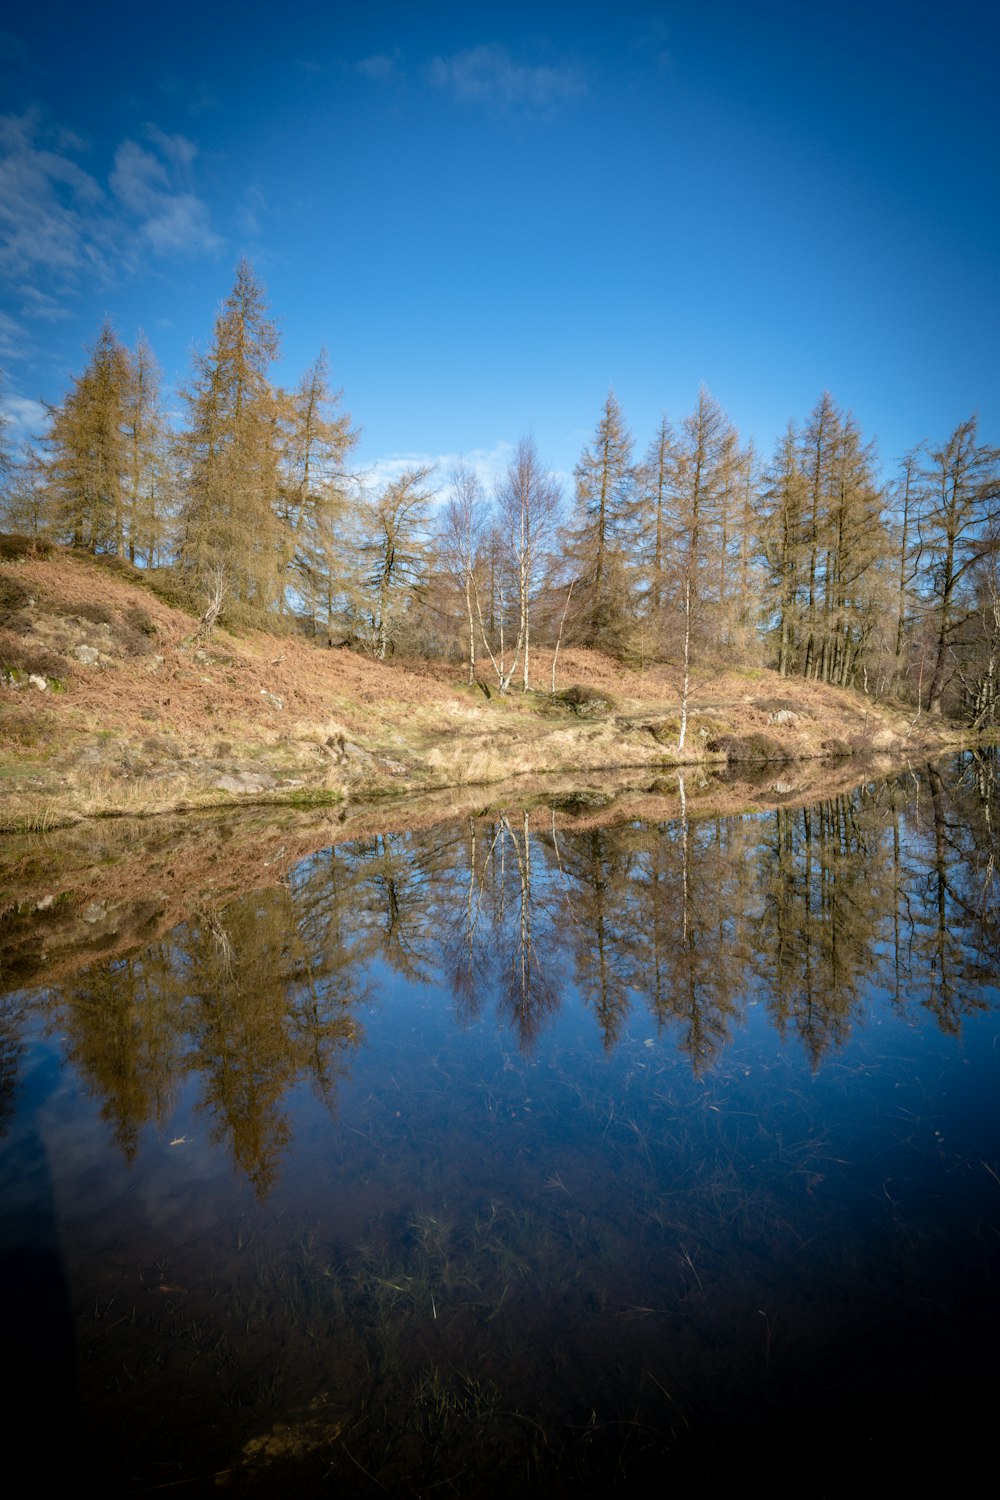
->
<box><xmin>1</xmin><ymin>756</ymin><xmax>999</xmax><ymax>1493</ymax></box>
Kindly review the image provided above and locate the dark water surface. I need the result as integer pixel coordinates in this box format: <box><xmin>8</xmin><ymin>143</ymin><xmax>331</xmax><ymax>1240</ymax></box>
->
<box><xmin>2</xmin><ymin>756</ymin><xmax>999</xmax><ymax>1494</ymax></box>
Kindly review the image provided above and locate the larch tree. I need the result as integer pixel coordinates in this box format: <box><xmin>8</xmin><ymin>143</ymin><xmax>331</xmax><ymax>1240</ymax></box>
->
<box><xmin>178</xmin><ymin>260</ymin><xmax>283</xmax><ymax>620</ymax></box>
<box><xmin>569</xmin><ymin>389</ymin><xmax>638</xmax><ymax>650</ymax></box>
<box><xmin>762</xmin><ymin>423</ymin><xmax>809</xmax><ymax>677</ymax></box>
<box><xmin>921</xmin><ymin>416</ymin><xmax>1000</xmax><ymax>714</ymax></box>
<box><xmin>1</xmin><ymin>440</ymin><xmax>47</xmax><ymax>536</ymax></box>
<box><xmin>637</xmin><ymin>414</ymin><xmax>678</xmax><ymax>619</ymax></box>
<box><xmin>44</xmin><ymin>319</ymin><xmax>131</xmax><ymax>553</ymax></box>
<box><xmin>799</xmin><ymin>391</ymin><xmax>841</xmax><ymax>679</ymax></box>
<box><xmin>0</xmin><ymin>374</ymin><xmax>14</xmax><ymax>511</ymax></box>
<box><xmin>123</xmin><ymin>332</ymin><xmax>172</xmax><ymax>566</ymax></box>
<box><xmin>672</xmin><ymin>386</ymin><xmax>737</xmax><ymax>751</ymax></box>
<box><xmin>889</xmin><ymin>446</ymin><xmax>926</xmax><ymax>668</ymax></box>
<box><xmin>815</xmin><ymin>413</ymin><xmax>887</xmax><ymax>689</ymax></box>
<box><xmin>278</xmin><ymin>350</ymin><xmax>358</xmax><ymax>637</ymax></box>
<box><xmin>730</xmin><ymin>439</ymin><xmax>764</xmax><ymax>658</ymax></box>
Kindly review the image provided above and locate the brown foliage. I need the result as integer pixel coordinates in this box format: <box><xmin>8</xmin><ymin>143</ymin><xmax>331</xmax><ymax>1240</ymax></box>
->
<box><xmin>0</xmin><ymin>574</ymin><xmax>30</xmax><ymax>622</ymax></box>
<box><xmin>0</xmin><ymin>631</ymin><xmax>69</xmax><ymax>681</ymax></box>
<box><xmin>707</xmin><ymin>732</ymin><xmax>794</xmax><ymax>763</ymax></box>
<box><xmin>0</xmin><ymin>533</ymin><xmax>52</xmax><ymax>560</ymax></box>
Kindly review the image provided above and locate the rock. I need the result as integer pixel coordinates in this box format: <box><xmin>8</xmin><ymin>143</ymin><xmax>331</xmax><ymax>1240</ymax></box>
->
<box><xmin>260</xmin><ymin>689</ymin><xmax>284</xmax><ymax>710</ymax></box>
<box><xmin>768</xmin><ymin>709</ymin><xmax>799</xmax><ymax>725</ymax></box>
<box><xmin>73</xmin><ymin>644</ymin><xmax>100</xmax><ymax>667</ymax></box>
<box><xmin>214</xmin><ymin>771</ymin><xmax>277</xmax><ymax>794</ymax></box>
<box><xmin>771</xmin><ymin>780</ymin><xmax>795</xmax><ymax>794</ymax></box>
<box><xmin>36</xmin><ymin>894</ymin><xmax>55</xmax><ymax>910</ymax></box>
<box><xmin>28</xmin><ymin>674</ymin><xmax>47</xmax><ymax>691</ymax></box>
<box><xmin>82</xmin><ymin>902</ymin><xmax>107</xmax><ymax>924</ymax></box>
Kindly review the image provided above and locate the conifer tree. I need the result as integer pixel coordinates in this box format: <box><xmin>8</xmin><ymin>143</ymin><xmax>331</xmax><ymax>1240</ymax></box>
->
<box><xmin>45</xmin><ymin>320</ymin><xmax>131</xmax><ymax>552</ymax></box>
<box><xmin>0</xmin><ymin>440</ymin><xmax>47</xmax><ymax>536</ymax></box>
<box><xmin>762</xmin><ymin>423</ymin><xmax>809</xmax><ymax>676</ymax></box>
<box><xmin>278</xmin><ymin>350</ymin><xmax>358</xmax><ymax>635</ymax></box>
<box><xmin>889</xmin><ymin>447</ymin><xmax>925</xmax><ymax>667</ymax></box>
<box><xmin>178</xmin><ymin>260</ymin><xmax>283</xmax><ymax>618</ymax></box>
<box><xmin>0</xmin><ymin>374</ymin><xmax>14</xmax><ymax>510</ymax></box>
<box><xmin>921</xmin><ymin>416</ymin><xmax>1000</xmax><ymax>713</ymax></box>
<box><xmin>569</xmin><ymin>390</ymin><xmax>637</xmax><ymax>649</ymax></box>
<box><xmin>638</xmin><ymin>414</ymin><xmax>677</xmax><ymax>617</ymax></box>
<box><xmin>672</xmin><ymin>387</ymin><xmax>737</xmax><ymax>749</ymax></box>
<box><xmin>123</xmin><ymin>333</ymin><xmax>172</xmax><ymax>567</ymax></box>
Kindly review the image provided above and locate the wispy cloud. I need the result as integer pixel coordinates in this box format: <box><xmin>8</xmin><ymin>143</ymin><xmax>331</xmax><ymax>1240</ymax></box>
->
<box><xmin>0</xmin><ymin>309</ymin><xmax>33</xmax><ymax>362</ymax></box>
<box><xmin>238</xmin><ymin>183</ymin><xmax>266</xmax><ymax>239</ymax></box>
<box><xmin>110</xmin><ymin>127</ymin><xmax>221</xmax><ymax>256</ymax></box>
<box><xmin>356</xmin><ymin>50</ymin><xmax>400</xmax><ymax>83</ymax></box>
<box><xmin>18</xmin><ymin>285</ymin><xmax>72</xmax><ymax>322</ymax></box>
<box><xmin>0</xmin><ymin>108</ymin><xmax>222</xmax><ymax>316</ymax></box>
<box><xmin>427</xmin><ymin>44</ymin><xmax>586</xmax><ymax>115</ymax></box>
<box><xmin>0</xmin><ymin>109</ymin><xmax>108</xmax><ymax>287</ymax></box>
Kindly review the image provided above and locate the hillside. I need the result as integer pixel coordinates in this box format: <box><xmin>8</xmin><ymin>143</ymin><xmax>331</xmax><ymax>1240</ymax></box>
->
<box><xmin>0</xmin><ymin>543</ymin><xmax>976</xmax><ymax>831</ymax></box>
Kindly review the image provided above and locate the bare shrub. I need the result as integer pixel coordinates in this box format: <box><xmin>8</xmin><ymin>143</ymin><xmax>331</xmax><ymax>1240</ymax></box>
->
<box><xmin>706</xmin><ymin>732</ymin><xmax>793</xmax><ymax>762</ymax></box>
<box><xmin>124</xmin><ymin>603</ymin><xmax>156</xmax><ymax>635</ymax></box>
<box><xmin>0</xmin><ymin>632</ymin><xmax>68</xmax><ymax>680</ymax></box>
<box><xmin>0</xmin><ymin>534</ymin><xmax>52</xmax><ymax>560</ymax></box>
<box><xmin>57</xmin><ymin>600</ymin><xmax>115</xmax><ymax>626</ymax></box>
<box><xmin>555</xmin><ymin>684</ymin><xmax>618</xmax><ymax>717</ymax></box>
<box><xmin>0</xmin><ymin>575</ymin><xmax>30</xmax><ymax>623</ymax></box>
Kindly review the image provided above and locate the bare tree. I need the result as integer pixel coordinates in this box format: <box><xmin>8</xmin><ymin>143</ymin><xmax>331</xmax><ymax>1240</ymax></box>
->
<box><xmin>360</xmin><ymin>466</ymin><xmax>434</xmax><ymax>659</ymax></box>
<box><xmin>474</xmin><ymin>437</ymin><xmax>561</xmax><ymax>693</ymax></box>
<box><xmin>439</xmin><ymin>460</ymin><xmax>488</xmax><ymax>684</ymax></box>
<box><xmin>496</xmin><ymin>435</ymin><xmax>561</xmax><ymax>692</ymax></box>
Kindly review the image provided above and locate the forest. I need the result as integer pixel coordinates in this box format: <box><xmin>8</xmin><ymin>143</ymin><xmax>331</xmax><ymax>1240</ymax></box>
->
<box><xmin>2</xmin><ymin>259</ymin><xmax>999</xmax><ymax>724</ymax></box>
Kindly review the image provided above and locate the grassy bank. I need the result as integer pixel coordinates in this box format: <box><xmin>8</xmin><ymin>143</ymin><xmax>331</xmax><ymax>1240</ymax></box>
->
<box><xmin>1</xmin><ymin>546</ymin><xmax>978</xmax><ymax>831</ymax></box>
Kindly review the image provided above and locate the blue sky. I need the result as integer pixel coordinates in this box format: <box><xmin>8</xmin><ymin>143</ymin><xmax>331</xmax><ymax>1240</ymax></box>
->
<box><xmin>1</xmin><ymin>0</ymin><xmax>997</xmax><ymax>492</ymax></box>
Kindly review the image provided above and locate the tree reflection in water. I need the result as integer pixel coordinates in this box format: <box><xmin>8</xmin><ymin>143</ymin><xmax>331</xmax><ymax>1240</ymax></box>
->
<box><xmin>9</xmin><ymin>752</ymin><xmax>996</xmax><ymax>1191</ymax></box>
<box><xmin>1</xmin><ymin>755</ymin><xmax>1000</xmax><ymax>1492</ymax></box>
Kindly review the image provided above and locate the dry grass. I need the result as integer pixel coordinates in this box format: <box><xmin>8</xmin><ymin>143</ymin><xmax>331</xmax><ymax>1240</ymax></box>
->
<box><xmin>0</xmin><ymin>549</ymin><xmax>975</xmax><ymax>828</ymax></box>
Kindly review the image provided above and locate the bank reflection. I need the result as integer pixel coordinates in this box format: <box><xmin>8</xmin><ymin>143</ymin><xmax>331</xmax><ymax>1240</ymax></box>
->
<box><xmin>11</xmin><ymin>753</ymin><xmax>1000</xmax><ymax>1192</ymax></box>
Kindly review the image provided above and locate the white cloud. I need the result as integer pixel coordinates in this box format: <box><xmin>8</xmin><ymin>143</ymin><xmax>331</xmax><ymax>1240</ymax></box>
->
<box><xmin>363</xmin><ymin>442</ymin><xmax>516</xmax><ymax>503</ymax></box>
<box><xmin>0</xmin><ymin>109</ymin><xmax>108</xmax><ymax>290</ymax></box>
<box><xmin>427</xmin><ymin>44</ymin><xmax>586</xmax><ymax>115</ymax></box>
<box><xmin>110</xmin><ymin>129</ymin><xmax>221</xmax><ymax>256</ymax></box>
<box><xmin>0</xmin><ymin>108</ymin><xmax>221</xmax><ymax>316</ymax></box>
<box><xmin>1</xmin><ymin>392</ymin><xmax>47</xmax><ymax>439</ymax></box>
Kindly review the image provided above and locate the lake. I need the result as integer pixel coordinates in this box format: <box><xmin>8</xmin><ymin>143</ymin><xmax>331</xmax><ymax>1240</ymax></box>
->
<box><xmin>1</xmin><ymin>754</ymin><xmax>998</xmax><ymax>1494</ymax></box>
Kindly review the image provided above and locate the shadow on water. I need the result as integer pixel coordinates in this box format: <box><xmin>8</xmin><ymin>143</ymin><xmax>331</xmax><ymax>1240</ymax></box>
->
<box><xmin>0</xmin><ymin>750</ymin><xmax>999</xmax><ymax>1492</ymax></box>
<box><xmin>0</xmin><ymin>1050</ymin><xmax>78</xmax><ymax>1484</ymax></box>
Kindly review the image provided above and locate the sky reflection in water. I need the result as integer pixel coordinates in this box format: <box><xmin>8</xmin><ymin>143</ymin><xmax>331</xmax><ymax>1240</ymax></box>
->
<box><xmin>1</xmin><ymin>756</ymin><xmax>999</xmax><ymax>1493</ymax></box>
